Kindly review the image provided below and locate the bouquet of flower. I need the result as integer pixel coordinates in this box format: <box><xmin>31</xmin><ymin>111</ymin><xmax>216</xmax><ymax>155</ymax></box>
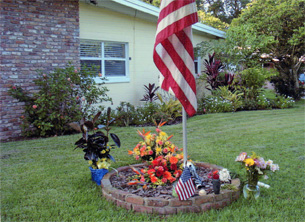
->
<box><xmin>128</xmin><ymin>122</ymin><xmax>185</xmax><ymax>186</ymax></box>
<box><xmin>235</xmin><ymin>152</ymin><xmax>279</xmax><ymax>188</ymax></box>
<box><xmin>128</xmin><ymin>121</ymin><xmax>179</xmax><ymax>161</ymax></box>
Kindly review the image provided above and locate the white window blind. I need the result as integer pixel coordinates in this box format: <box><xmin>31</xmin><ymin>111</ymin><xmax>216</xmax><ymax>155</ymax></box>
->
<box><xmin>80</xmin><ymin>39</ymin><xmax>129</xmax><ymax>83</ymax></box>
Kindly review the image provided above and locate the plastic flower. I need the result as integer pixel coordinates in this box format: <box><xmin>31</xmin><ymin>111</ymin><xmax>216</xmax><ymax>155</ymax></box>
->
<box><xmin>235</xmin><ymin>152</ymin><xmax>247</xmax><ymax>162</ymax></box>
<box><xmin>244</xmin><ymin>158</ymin><xmax>255</xmax><ymax>166</ymax></box>
<box><xmin>219</xmin><ymin>168</ymin><xmax>231</xmax><ymax>182</ymax></box>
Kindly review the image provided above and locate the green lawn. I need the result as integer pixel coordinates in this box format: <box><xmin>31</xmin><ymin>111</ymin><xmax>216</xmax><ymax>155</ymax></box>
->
<box><xmin>1</xmin><ymin>100</ymin><xmax>304</xmax><ymax>222</ymax></box>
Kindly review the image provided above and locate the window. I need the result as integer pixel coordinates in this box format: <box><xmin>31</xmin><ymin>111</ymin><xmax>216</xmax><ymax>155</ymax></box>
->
<box><xmin>80</xmin><ymin>39</ymin><xmax>129</xmax><ymax>83</ymax></box>
<box><xmin>194</xmin><ymin>56</ymin><xmax>201</xmax><ymax>76</ymax></box>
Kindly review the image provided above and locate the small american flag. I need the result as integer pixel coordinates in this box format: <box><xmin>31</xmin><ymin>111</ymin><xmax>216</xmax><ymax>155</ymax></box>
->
<box><xmin>153</xmin><ymin>0</ymin><xmax>198</xmax><ymax>116</ymax></box>
<box><xmin>175</xmin><ymin>166</ymin><xmax>196</xmax><ymax>200</ymax></box>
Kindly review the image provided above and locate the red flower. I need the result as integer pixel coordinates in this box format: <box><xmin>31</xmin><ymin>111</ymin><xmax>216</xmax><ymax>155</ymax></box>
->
<box><xmin>150</xmin><ymin>176</ymin><xmax>158</xmax><ymax>183</ymax></box>
<box><xmin>161</xmin><ymin>178</ymin><xmax>167</xmax><ymax>183</ymax></box>
<box><xmin>174</xmin><ymin>169</ymin><xmax>182</xmax><ymax>178</ymax></box>
<box><xmin>155</xmin><ymin>166</ymin><xmax>164</xmax><ymax>177</ymax></box>
<box><xmin>147</xmin><ymin>169</ymin><xmax>155</xmax><ymax>176</ymax></box>
<box><xmin>163</xmin><ymin>171</ymin><xmax>172</xmax><ymax>180</ymax></box>
<box><xmin>169</xmin><ymin>156</ymin><xmax>178</xmax><ymax>165</ymax></box>
<box><xmin>140</xmin><ymin>175</ymin><xmax>145</xmax><ymax>182</ymax></box>
<box><xmin>170</xmin><ymin>164</ymin><xmax>177</xmax><ymax>171</ymax></box>
<box><xmin>212</xmin><ymin>170</ymin><xmax>219</xmax><ymax>179</ymax></box>
<box><xmin>32</xmin><ymin>105</ymin><xmax>37</xmax><ymax>109</ymax></box>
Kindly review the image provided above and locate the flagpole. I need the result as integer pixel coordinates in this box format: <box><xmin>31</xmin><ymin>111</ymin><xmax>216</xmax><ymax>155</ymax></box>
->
<box><xmin>182</xmin><ymin>107</ymin><xmax>187</xmax><ymax>167</ymax></box>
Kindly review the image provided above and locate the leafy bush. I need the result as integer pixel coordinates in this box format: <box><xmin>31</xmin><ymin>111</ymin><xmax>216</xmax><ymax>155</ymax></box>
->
<box><xmin>9</xmin><ymin>64</ymin><xmax>111</xmax><ymax>137</ymax></box>
<box><xmin>198</xmin><ymin>95</ymin><xmax>235</xmax><ymax>113</ymax></box>
<box><xmin>235</xmin><ymin>68</ymin><xmax>277</xmax><ymax>100</ymax></box>
<box><xmin>115</xmin><ymin>102</ymin><xmax>139</xmax><ymax>127</ymax></box>
<box><xmin>155</xmin><ymin>93</ymin><xmax>182</xmax><ymax>122</ymax></box>
<box><xmin>272</xmin><ymin>95</ymin><xmax>295</xmax><ymax>109</ymax></box>
<box><xmin>214</xmin><ymin>86</ymin><xmax>243</xmax><ymax>111</ymax></box>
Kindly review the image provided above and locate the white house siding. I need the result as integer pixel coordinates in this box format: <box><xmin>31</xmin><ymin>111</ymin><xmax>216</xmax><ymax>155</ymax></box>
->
<box><xmin>80</xmin><ymin>2</ymin><xmax>214</xmax><ymax>108</ymax></box>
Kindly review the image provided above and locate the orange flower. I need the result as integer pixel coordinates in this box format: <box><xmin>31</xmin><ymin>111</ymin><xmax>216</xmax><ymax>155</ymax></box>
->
<box><xmin>128</xmin><ymin>150</ymin><xmax>133</xmax><ymax>155</ymax></box>
<box><xmin>150</xmin><ymin>176</ymin><xmax>158</xmax><ymax>183</ymax></box>
<box><xmin>163</xmin><ymin>171</ymin><xmax>172</xmax><ymax>180</ymax></box>
<box><xmin>169</xmin><ymin>156</ymin><xmax>178</xmax><ymax>165</ymax></box>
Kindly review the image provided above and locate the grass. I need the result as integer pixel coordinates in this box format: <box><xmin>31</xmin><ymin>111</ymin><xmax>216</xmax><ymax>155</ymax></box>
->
<box><xmin>1</xmin><ymin>100</ymin><xmax>304</xmax><ymax>221</ymax></box>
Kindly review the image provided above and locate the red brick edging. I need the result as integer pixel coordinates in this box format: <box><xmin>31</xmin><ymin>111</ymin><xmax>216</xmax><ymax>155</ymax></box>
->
<box><xmin>101</xmin><ymin>162</ymin><xmax>240</xmax><ymax>215</ymax></box>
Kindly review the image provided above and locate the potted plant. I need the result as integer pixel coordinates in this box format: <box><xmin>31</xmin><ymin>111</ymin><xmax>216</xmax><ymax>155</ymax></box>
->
<box><xmin>70</xmin><ymin>108</ymin><xmax>121</xmax><ymax>185</ymax></box>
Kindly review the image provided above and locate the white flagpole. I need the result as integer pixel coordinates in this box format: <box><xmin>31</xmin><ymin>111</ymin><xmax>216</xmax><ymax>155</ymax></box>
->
<box><xmin>182</xmin><ymin>107</ymin><xmax>188</xmax><ymax>167</ymax></box>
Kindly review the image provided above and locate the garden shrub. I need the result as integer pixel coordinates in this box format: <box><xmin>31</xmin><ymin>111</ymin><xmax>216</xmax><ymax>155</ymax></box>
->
<box><xmin>214</xmin><ymin>86</ymin><xmax>243</xmax><ymax>111</ymax></box>
<box><xmin>115</xmin><ymin>102</ymin><xmax>139</xmax><ymax>127</ymax></box>
<box><xmin>235</xmin><ymin>68</ymin><xmax>277</xmax><ymax>100</ymax></box>
<box><xmin>198</xmin><ymin>95</ymin><xmax>235</xmax><ymax>113</ymax></box>
<box><xmin>272</xmin><ymin>95</ymin><xmax>295</xmax><ymax>109</ymax></box>
<box><xmin>9</xmin><ymin>64</ymin><xmax>111</xmax><ymax>137</ymax></box>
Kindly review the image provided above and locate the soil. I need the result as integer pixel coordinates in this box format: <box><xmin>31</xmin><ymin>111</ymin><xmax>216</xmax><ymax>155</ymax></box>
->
<box><xmin>110</xmin><ymin>166</ymin><xmax>227</xmax><ymax>199</ymax></box>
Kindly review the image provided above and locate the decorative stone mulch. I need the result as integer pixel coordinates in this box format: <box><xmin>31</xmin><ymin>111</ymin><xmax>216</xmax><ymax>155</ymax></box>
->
<box><xmin>110</xmin><ymin>166</ymin><xmax>222</xmax><ymax>198</ymax></box>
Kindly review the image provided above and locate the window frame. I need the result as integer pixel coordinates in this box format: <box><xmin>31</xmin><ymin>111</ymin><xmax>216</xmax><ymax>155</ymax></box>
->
<box><xmin>80</xmin><ymin>39</ymin><xmax>130</xmax><ymax>83</ymax></box>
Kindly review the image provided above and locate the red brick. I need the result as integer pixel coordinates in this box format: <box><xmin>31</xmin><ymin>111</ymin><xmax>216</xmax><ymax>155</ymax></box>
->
<box><xmin>1</xmin><ymin>0</ymin><xmax>80</xmax><ymax>142</ymax></box>
<box><xmin>126</xmin><ymin>195</ymin><xmax>144</xmax><ymax>205</ymax></box>
<box><xmin>153</xmin><ymin>207</ymin><xmax>177</xmax><ymax>215</ymax></box>
<box><xmin>132</xmin><ymin>205</ymin><xmax>153</xmax><ymax>214</ymax></box>
<box><xmin>176</xmin><ymin>206</ymin><xmax>201</xmax><ymax>213</ymax></box>
<box><xmin>102</xmin><ymin>190</ymin><xmax>116</xmax><ymax>204</ymax></box>
<box><xmin>194</xmin><ymin>195</ymin><xmax>214</xmax><ymax>205</ymax></box>
<box><xmin>111</xmin><ymin>190</ymin><xmax>129</xmax><ymax>201</ymax></box>
<box><xmin>145</xmin><ymin>198</ymin><xmax>169</xmax><ymax>207</ymax></box>
<box><xmin>169</xmin><ymin>198</ymin><xmax>192</xmax><ymax>207</ymax></box>
<box><xmin>201</xmin><ymin>203</ymin><xmax>212</xmax><ymax>212</ymax></box>
<box><xmin>116</xmin><ymin>199</ymin><xmax>132</xmax><ymax>210</ymax></box>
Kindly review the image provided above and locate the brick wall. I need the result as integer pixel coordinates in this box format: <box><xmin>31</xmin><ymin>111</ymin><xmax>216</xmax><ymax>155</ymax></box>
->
<box><xmin>0</xmin><ymin>0</ymin><xmax>80</xmax><ymax>141</ymax></box>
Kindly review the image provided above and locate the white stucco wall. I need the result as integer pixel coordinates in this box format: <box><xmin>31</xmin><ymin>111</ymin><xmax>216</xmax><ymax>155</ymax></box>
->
<box><xmin>80</xmin><ymin>2</ymin><xmax>215</xmax><ymax>108</ymax></box>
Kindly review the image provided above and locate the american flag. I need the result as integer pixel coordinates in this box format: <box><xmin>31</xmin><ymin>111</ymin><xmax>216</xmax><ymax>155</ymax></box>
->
<box><xmin>153</xmin><ymin>0</ymin><xmax>198</xmax><ymax>116</ymax></box>
<box><xmin>175</xmin><ymin>166</ymin><xmax>196</xmax><ymax>200</ymax></box>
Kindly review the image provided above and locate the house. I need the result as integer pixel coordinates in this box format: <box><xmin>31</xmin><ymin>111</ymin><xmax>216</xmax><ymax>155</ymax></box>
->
<box><xmin>0</xmin><ymin>0</ymin><xmax>225</xmax><ymax>141</ymax></box>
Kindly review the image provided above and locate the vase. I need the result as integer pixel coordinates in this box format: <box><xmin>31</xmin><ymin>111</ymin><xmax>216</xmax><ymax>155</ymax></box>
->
<box><xmin>243</xmin><ymin>184</ymin><xmax>260</xmax><ymax>200</ymax></box>
<box><xmin>243</xmin><ymin>172</ymin><xmax>260</xmax><ymax>199</ymax></box>
<box><xmin>89</xmin><ymin>167</ymin><xmax>108</xmax><ymax>186</ymax></box>
<box><xmin>212</xmin><ymin>179</ymin><xmax>221</xmax><ymax>194</ymax></box>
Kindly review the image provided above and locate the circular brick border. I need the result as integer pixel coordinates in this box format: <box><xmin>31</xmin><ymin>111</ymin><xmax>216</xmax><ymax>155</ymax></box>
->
<box><xmin>101</xmin><ymin>162</ymin><xmax>240</xmax><ymax>215</ymax></box>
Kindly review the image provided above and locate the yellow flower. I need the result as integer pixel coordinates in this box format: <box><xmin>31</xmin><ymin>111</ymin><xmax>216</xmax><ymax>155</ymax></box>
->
<box><xmin>244</xmin><ymin>158</ymin><xmax>255</xmax><ymax>166</ymax></box>
<box><xmin>147</xmin><ymin>146</ymin><xmax>151</xmax><ymax>151</ymax></box>
<box><xmin>101</xmin><ymin>150</ymin><xmax>106</xmax><ymax>154</ymax></box>
<box><xmin>156</xmin><ymin>147</ymin><xmax>162</xmax><ymax>155</ymax></box>
<box><xmin>98</xmin><ymin>160</ymin><xmax>110</xmax><ymax>169</ymax></box>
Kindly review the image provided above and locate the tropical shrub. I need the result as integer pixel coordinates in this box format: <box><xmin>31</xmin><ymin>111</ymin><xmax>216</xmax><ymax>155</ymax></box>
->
<box><xmin>140</xmin><ymin>83</ymin><xmax>160</xmax><ymax>102</ymax></box>
<box><xmin>155</xmin><ymin>93</ymin><xmax>182</xmax><ymax>122</ymax></box>
<box><xmin>9</xmin><ymin>64</ymin><xmax>111</xmax><ymax>137</ymax></box>
<box><xmin>214</xmin><ymin>86</ymin><xmax>243</xmax><ymax>111</ymax></box>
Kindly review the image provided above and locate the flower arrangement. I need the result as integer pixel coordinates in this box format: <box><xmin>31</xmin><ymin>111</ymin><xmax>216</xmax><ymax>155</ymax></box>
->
<box><xmin>235</xmin><ymin>152</ymin><xmax>279</xmax><ymax>188</ymax></box>
<box><xmin>128</xmin><ymin>122</ymin><xmax>185</xmax><ymax>186</ymax></box>
<box><xmin>128</xmin><ymin>121</ymin><xmax>178</xmax><ymax>161</ymax></box>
